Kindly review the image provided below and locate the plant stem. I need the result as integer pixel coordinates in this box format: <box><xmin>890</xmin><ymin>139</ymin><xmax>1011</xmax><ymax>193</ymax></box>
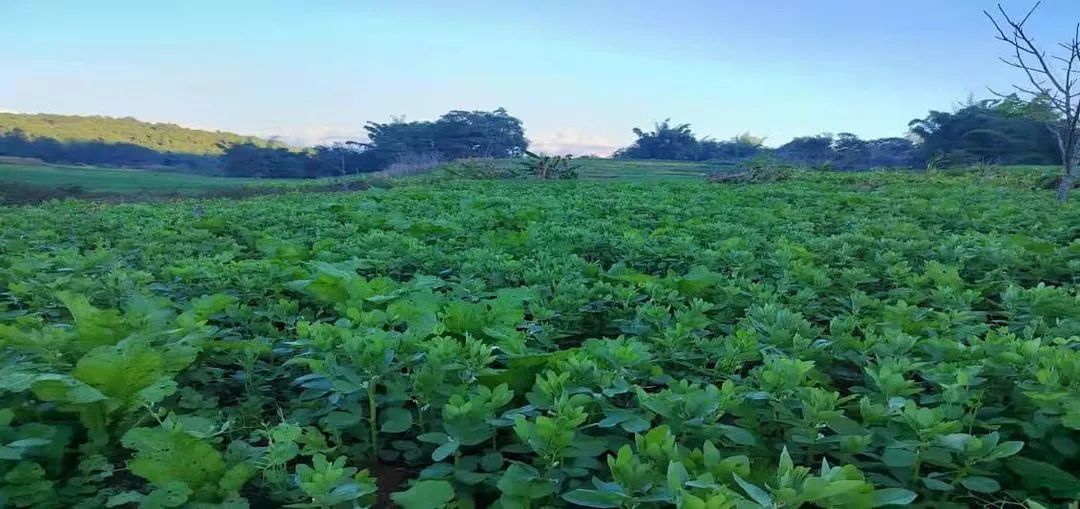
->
<box><xmin>368</xmin><ymin>380</ymin><xmax>379</xmax><ymax>460</ymax></box>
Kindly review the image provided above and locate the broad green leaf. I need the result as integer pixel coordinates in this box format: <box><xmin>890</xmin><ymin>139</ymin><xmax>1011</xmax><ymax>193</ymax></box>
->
<box><xmin>871</xmin><ymin>488</ymin><xmax>917</xmax><ymax>506</ymax></box>
<box><xmin>431</xmin><ymin>440</ymin><xmax>459</xmax><ymax>462</ymax></box>
<box><xmin>921</xmin><ymin>477</ymin><xmax>953</xmax><ymax>491</ymax></box>
<box><xmin>986</xmin><ymin>441</ymin><xmax>1024</xmax><ymax>461</ymax></box>
<box><xmin>562</xmin><ymin>489</ymin><xmax>630</xmax><ymax>508</ymax></box>
<box><xmin>960</xmin><ymin>476</ymin><xmax>1000</xmax><ymax>493</ymax></box>
<box><xmin>380</xmin><ymin>407</ymin><xmax>413</xmax><ymax>433</ymax></box>
<box><xmin>1007</xmin><ymin>457</ymin><xmax>1080</xmax><ymax>499</ymax></box>
<box><xmin>733</xmin><ymin>473</ymin><xmax>773</xmax><ymax>508</ymax></box>
<box><xmin>882</xmin><ymin>447</ymin><xmax>916</xmax><ymax>468</ymax></box>
<box><xmin>391</xmin><ymin>480</ymin><xmax>454</xmax><ymax>509</ymax></box>
<box><xmin>121</xmin><ymin>427</ymin><xmax>226</xmax><ymax>491</ymax></box>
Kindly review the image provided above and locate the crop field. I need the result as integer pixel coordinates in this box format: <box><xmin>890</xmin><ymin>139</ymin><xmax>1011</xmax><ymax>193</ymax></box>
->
<box><xmin>1</xmin><ymin>170</ymin><xmax>1078</xmax><ymax>508</ymax></box>
<box><xmin>0</xmin><ymin>159</ymin><xmax>730</xmax><ymax>202</ymax></box>
<box><xmin>572</xmin><ymin>159</ymin><xmax>735</xmax><ymax>181</ymax></box>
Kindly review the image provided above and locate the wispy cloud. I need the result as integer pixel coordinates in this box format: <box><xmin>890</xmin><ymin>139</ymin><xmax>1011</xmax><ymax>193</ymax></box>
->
<box><xmin>252</xmin><ymin>125</ymin><xmax>368</xmax><ymax>147</ymax></box>
<box><xmin>528</xmin><ymin>129</ymin><xmax>621</xmax><ymax>157</ymax></box>
<box><xmin>253</xmin><ymin>125</ymin><xmax>623</xmax><ymax>155</ymax></box>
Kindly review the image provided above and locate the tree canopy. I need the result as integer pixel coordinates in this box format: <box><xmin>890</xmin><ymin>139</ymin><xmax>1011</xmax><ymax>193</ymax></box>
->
<box><xmin>908</xmin><ymin>95</ymin><xmax>1060</xmax><ymax>166</ymax></box>
<box><xmin>613</xmin><ymin>95</ymin><xmax>1058</xmax><ymax>170</ymax></box>
<box><xmin>363</xmin><ymin>108</ymin><xmax>528</xmax><ymax>167</ymax></box>
<box><xmin>0</xmin><ymin>113</ymin><xmax>284</xmax><ymax>173</ymax></box>
<box><xmin>614</xmin><ymin>120</ymin><xmax>766</xmax><ymax>162</ymax></box>
<box><xmin>0</xmin><ymin>113</ymin><xmax>281</xmax><ymax>155</ymax></box>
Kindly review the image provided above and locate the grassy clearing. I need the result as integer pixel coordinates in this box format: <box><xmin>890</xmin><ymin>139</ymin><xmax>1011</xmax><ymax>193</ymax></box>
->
<box><xmin>0</xmin><ymin>163</ymin><xmax>262</xmax><ymax>194</ymax></box>
<box><xmin>0</xmin><ymin>159</ymin><xmax>726</xmax><ymax>201</ymax></box>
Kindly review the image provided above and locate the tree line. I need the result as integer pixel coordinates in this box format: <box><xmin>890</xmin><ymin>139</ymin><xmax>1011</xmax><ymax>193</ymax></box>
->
<box><xmin>0</xmin><ymin>97</ymin><xmax>1066</xmax><ymax>177</ymax></box>
<box><xmin>0</xmin><ymin>113</ymin><xmax>282</xmax><ymax>173</ymax></box>
<box><xmin>218</xmin><ymin>107</ymin><xmax>528</xmax><ymax>178</ymax></box>
<box><xmin>0</xmin><ymin>109</ymin><xmax>529</xmax><ymax>178</ymax></box>
<box><xmin>615</xmin><ymin>95</ymin><xmax>1060</xmax><ymax>170</ymax></box>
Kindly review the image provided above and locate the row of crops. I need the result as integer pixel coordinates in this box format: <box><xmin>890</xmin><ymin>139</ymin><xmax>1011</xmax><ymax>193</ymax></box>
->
<box><xmin>0</xmin><ymin>171</ymin><xmax>1078</xmax><ymax>508</ymax></box>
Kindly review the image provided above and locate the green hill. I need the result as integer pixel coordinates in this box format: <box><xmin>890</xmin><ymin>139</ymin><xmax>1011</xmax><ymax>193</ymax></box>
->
<box><xmin>0</xmin><ymin>112</ymin><xmax>284</xmax><ymax>155</ymax></box>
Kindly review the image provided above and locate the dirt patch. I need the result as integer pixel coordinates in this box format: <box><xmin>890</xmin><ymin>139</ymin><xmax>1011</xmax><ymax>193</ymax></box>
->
<box><xmin>372</xmin><ymin>462</ymin><xmax>412</xmax><ymax>508</ymax></box>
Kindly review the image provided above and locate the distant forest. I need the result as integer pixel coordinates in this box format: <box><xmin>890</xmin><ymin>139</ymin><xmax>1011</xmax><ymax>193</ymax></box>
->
<box><xmin>0</xmin><ymin>113</ymin><xmax>284</xmax><ymax>173</ymax></box>
<box><xmin>615</xmin><ymin>95</ymin><xmax>1060</xmax><ymax>170</ymax></box>
<box><xmin>0</xmin><ymin>95</ymin><xmax>1063</xmax><ymax>178</ymax></box>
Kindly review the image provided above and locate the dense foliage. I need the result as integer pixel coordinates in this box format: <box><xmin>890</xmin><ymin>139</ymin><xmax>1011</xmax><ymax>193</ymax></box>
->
<box><xmin>615</xmin><ymin>121</ymin><xmax>919</xmax><ymax>171</ymax></box>
<box><xmin>362</xmin><ymin>108</ymin><xmax>529</xmax><ymax>168</ymax></box>
<box><xmin>0</xmin><ymin>113</ymin><xmax>283</xmax><ymax>172</ymax></box>
<box><xmin>214</xmin><ymin>109</ymin><xmax>529</xmax><ymax>179</ymax></box>
<box><xmin>1</xmin><ymin>170</ymin><xmax>1078</xmax><ymax>509</ymax></box>
<box><xmin>613</xmin><ymin>121</ymin><xmax>766</xmax><ymax>163</ymax></box>
<box><xmin>616</xmin><ymin>96</ymin><xmax>1061</xmax><ymax>172</ymax></box>
<box><xmin>908</xmin><ymin>96</ymin><xmax>1060</xmax><ymax>167</ymax></box>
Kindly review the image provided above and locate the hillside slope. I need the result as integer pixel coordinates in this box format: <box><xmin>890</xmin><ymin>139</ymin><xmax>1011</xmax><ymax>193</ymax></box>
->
<box><xmin>0</xmin><ymin>112</ymin><xmax>283</xmax><ymax>155</ymax></box>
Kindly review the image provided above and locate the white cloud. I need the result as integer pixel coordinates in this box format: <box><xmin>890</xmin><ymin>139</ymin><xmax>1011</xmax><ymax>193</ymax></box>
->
<box><xmin>528</xmin><ymin>129</ymin><xmax>621</xmax><ymax>157</ymax></box>
<box><xmin>256</xmin><ymin>125</ymin><xmax>624</xmax><ymax>155</ymax></box>
<box><xmin>0</xmin><ymin>107</ymin><xmax>20</xmax><ymax>114</ymax></box>
<box><xmin>252</xmin><ymin>125</ymin><xmax>368</xmax><ymax>147</ymax></box>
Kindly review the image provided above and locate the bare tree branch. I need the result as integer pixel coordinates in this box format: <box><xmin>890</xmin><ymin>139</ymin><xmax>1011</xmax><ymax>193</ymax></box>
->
<box><xmin>986</xmin><ymin>2</ymin><xmax>1080</xmax><ymax>201</ymax></box>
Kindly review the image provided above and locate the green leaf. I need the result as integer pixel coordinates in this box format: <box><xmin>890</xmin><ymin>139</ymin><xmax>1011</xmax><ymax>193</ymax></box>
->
<box><xmin>986</xmin><ymin>441</ymin><xmax>1024</xmax><ymax>461</ymax></box>
<box><xmin>454</xmin><ymin>469</ymin><xmax>489</xmax><ymax>485</ymax></box>
<box><xmin>58</xmin><ymin>292</ymin><xmax>131</xmax><ymax>349</ymax></box>
<box><xmin>73</xmin><ymin>341</ymin><xmax>182</xmax><ymax>403</ymax></box>
<box><xmin>1007</xmin><ymin>456</ymin><xmax>1080</xmax><ymax>499</ymax></box>
<box><xmin>480</xmin><ymin>452</ymin><xmax>504</xmax><ymax>472</ymax></box>
<box><xmin>380</xmin><ymin>407</ymin><xmax>413</xmax><ymax>433</ymax></box>
<box><xmin>871</xmin><ymin>488</ymin><xmax>917</xmax><ymax>506</ymax></box>
<box><xmin>716</xmin><ymin>424</ymin><xmax>758</xmax><ymax>446</ymax></box>
<box><xmin>218</xmin><ymin>463</ymin><xmax>256</xmax><ymax>494</ymax></box>
<box><xmin>562</xmin><ymin>489</ymin><xmax>629</xmax><ymax>508</ymax></box>
<box><xmin>142</xmin><ymin>481</ymin><xmax>192</xmax><ymax>509</ymax></box>
<box><xmin>30</xmin><ymin>375</ymin><xmax>107</xmax><ymax>404</ymax></box>
<box><xmin>323</xmin><ymin>411</ymin><xmax>362</xmax><ymax>428</ymax></box>
<box><xmin>431</xmin><ymin>440</ymin><xmax>459</xmax><ymax>462</ymax></box>
<box><xmin>1024</xmin><ymin>499</ymin><xmax>1050</xmax><ymax>509</ymax></box>
<box><xmin>667</xmin><ymin>461</ymin><xmax>689</xmax><ymax>496</ymax></box>
<box><xmin>391</xmin><ymin>480</ymin><xmax>454</xmax><ymax>509</ymax></box>
<box><xmin>106</xmin><ymin>491</ymin><xmax>145</xmax><ymax>507</ymax></box>
<box><xmin>121</xmin><ymin>427</ymin><xmax>226</xmax><ymax>492</ymax></box>
<box><xmin>733</xmin><ymin>473</ymin><xmax>773</xmax><ymax>508</ymax></box>
<box><xmin>960</xmin><ymin>476</ymin><xmax>1001</xmax><ymax>493</ymax></box>
<box><xmin>778</xmin><ymin>446</ymin><xmax>793</xmax><ymax>475</ymax></box>
<box><xmin>417</xmin><ymin>432</ymin><xmax>449</xmax><ymax>444</ymax></box>
<box><xmin>882</xmin><ymin>447</ymin><xmax>916</xmax><ymax>468</ymax></box>
<box><xmin>921</xmin><ymin>477</ymin><xmax>953</xmax><ymax>491</ymax></box>
<box><xmin>497</xmin><ymin>463</ymin><xmax>555</xmax><ymax>499</ymax></box>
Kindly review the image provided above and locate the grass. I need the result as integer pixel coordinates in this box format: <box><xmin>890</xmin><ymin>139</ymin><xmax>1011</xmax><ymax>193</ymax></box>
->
<box><xmin>0</xmin><ymin>159</ymin><xmax>727</xmax><ymax>198</ymax></box>
<box><xmin>0</xmin><ymin>163</ymin><xmax>382</xmax><ymax>198</ymax></box>
<box><xmin>0</xmin><ymin>163</ymin><xmax>264</xmax><ymax>194</ymax></box>
<box><xmin>3</xmin><ymin>159</ymin><xmax>1064</xmax><ymax>203</ymax></box>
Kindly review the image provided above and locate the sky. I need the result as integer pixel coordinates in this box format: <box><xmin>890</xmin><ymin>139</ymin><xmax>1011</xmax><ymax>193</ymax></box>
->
<box><xmin>3</xmin><ymin>1</ymin><xmax>1080</xmax><ymax>155</ymax></box>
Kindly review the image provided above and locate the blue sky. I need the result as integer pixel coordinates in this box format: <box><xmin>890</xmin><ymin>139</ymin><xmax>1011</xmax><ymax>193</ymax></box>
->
<box><xmin>3</xmin><ymin>1</ymin><xmax>1079</xmax><ymax>154</ymax></box>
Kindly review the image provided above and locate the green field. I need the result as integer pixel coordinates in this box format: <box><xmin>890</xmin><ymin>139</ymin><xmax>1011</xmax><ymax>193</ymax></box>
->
<box><xmin>0</xmin><ymin>163</ymin><xmax>263</xmax><ymax>194</ymax></box>
<box><xmin>573</xmin><ymin>158</ymin><xmax>735</xmax><ymax>180</ymax></box>
<box><xmin>1</xmin><ymin>169</ymin><xmax>1078</xmax><ymax>508</ymax></box>
<box><xmin>0</xmin><ymin>159</ymin><xmax>732</xmax><ymax>200</ymax></box>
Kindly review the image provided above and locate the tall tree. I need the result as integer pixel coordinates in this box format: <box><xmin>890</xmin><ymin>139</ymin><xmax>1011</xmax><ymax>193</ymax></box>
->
<box><xmin>908</xmin><ymin>96</ymin><xmax>1059</xmax><ymax>167</ymax></box>
<box><xmin>775</xmin><ymin>134</ymin><xmax>836</xmax><ymax>166</ymax></box>
<box><xmin>986</xmin><ymin>2</ymin><xmax>1080</xmax><ymax>201</ymax></box>
<box><xmin>362</xmin><ymin>108</ymin><xmax>527</xmax><ymax>167</ymax></box>
<box><xmin>615</xmin><ymin>119</ymin><xmax>701</xmax><ymax>160</ymax></box>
